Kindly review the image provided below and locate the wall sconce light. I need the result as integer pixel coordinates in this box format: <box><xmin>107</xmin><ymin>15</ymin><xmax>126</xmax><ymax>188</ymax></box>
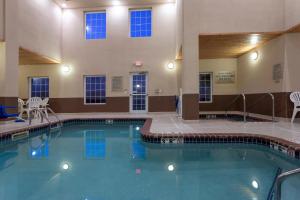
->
<box><xmin>250</xmin><ymin>51</ymin><xmax>259</xmax><ymax>60</ymax></box>
<box><xmin>61</xmin><ymin>65</ymin><xmax>71</xmax><ymax>74</ymax></box>
<box><xmin>167</xmin><ymin>62</ymin><xmax>175</xmax><ymax>70</ymax></box>
<box><xmin>134</xmin><ymin>61</ymin><xmax>143</xmax><ymax>67</ymax></box>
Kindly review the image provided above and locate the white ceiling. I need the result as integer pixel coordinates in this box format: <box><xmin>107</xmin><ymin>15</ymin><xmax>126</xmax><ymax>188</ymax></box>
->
<box><xmin>54</xmin><ymin>0</ymin><xmax>175</xmax><ymax>9</ymax></box>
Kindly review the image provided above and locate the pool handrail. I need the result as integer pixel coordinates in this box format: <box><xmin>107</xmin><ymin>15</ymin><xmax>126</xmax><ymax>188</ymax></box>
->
<box><xmin>225</xmin><ymin>93</ymin><xmax>246</xmax><ymax>122</ymax></box>
<box><xmin>267</xmin><ymin>167</ymin><xmax>282</xmax><ymax>200</ymax></box>
<box><xmin>274</xmin><ymin>168</ymin><xmax>300</xmax><ymax>200</ymax></box>
<box><xmin>245</xmin><ymin>93</ymin><xmax>275</xmax><ymax>122</ymax></box>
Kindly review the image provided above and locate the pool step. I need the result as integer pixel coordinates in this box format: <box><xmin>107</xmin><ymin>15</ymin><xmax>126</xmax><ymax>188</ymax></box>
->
<box><xmin>11</xmin><ymin>131</ymin><xmax>29</xmax><ymax>141</ymax></box>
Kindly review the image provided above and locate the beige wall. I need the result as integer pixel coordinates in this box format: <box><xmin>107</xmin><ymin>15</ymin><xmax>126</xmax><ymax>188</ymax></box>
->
<box><xmin>285</xmin><ymin>0</ymin><xmax>300</xmax><ymax>29</ymax></box>
<box><xmin>18</xmin><ymin>0</ymin><xmax>62</xmax><ymax>61</ymax></box>
<box><xmin>0</xmin><ymin>0</ymin><xmax>4</xmax><ymax>41</ymax></box>
<box><xmin>182</xmin><ymin>0</ymin><xmax>285</xmax><ymax>95</ymax></box>
<box><xmin>200</xmin><ymin>59</ymin><xmax>238</xmax><ymax>95</ymax></box>
<box><xmin>284</xmin><ymin>33</ymin><xmax>300</xmax><ymax>92</ymax></box>
<box><xmin>237</xmin><ymin>36</ymin><xmax>286</xmax><ymax>94</ymax></box>
<box><xmin>237</xmin><ymin>33</ymin><xmax>300</xmax><ymax>94</ymax></box>
<box><xmin>19</xmin><ymin>3</ymin><xmax>178</xmax><ymax>98</ymax></box>
<box><xmin>0</xmin><ymin>0</ymin><xmax>19</xmax><ymax>97</ymax></box>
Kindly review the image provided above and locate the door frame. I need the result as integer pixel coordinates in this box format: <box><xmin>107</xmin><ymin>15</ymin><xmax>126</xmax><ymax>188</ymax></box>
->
<box><xmin>129</xmin><ymin>72</ymin><xmax>148</xmax><ymax>113</ymax></box>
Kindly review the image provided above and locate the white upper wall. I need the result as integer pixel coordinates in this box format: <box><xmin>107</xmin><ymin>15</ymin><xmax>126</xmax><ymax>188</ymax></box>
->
<box><xmin>18</xmin><ymin>0</ymin><xmax>62</xmax><ymax>61</ymax></box>
<box><xmin>61</xmin><ymin>4</ymin><xmax>177</xmax><ymax>98</ymax></box>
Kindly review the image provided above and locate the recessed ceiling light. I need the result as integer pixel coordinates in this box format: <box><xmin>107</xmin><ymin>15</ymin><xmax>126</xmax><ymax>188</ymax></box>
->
<box><xmin>62</xmin><ymin>3</ymin><xmax>67</xmax><ymax>8</ymax></box>
<box><xmin>112</xmin><ymin>0</ymin><xmax>121</xmax><ymax>6</ymax></box>
<box><xmin>250</xmin><ymin>35</ymin><xmax>259</xmax><ymax>45</ymax></box>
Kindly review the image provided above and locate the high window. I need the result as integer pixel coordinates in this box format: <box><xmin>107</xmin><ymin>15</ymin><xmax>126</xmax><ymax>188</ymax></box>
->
<box><xmin>199</xmin><ymin>73</ymin><xmax>213</xmax><ymax>103</ymax></box>
<box><xmin>85</xmin><ymin>11</ymin><xmax>106</xmax><ymax>40</ymax></box>
<box><xmin>130</xmin><ymin>9</ymin><xmax>152</xmax><ymax>38</ymax></box>
<box><xmin>30</xmin><ymin>77</ymin><xmax>49</xmax><ymax>98</ymax></box>
<box><xmin>84</xmin><ymin>76</ymin><xmax>106</xmax><ymax>104</ymax></box>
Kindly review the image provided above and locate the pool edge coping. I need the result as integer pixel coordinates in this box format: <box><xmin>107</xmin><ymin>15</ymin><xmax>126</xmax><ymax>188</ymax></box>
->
<box><xmin>1</xmin><ymin>117</ymin><xmax>300</xmax><ymax>159</ymax></box>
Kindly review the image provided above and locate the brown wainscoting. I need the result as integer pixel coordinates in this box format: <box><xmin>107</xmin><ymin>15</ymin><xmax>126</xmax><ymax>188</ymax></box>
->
<box><xmin>0</xmin><ymin>97</ymin><xmax>18</xmax><ymax>113</ymax></box>
<box><xmin>148</xmin><ymin>96</ymin><xmax>176</xmax><ymax>112</ymax></box>
<box><xmin>199</xmin><ymin>92</ymin><xmax>297</xmax><ymax>118</ymax></box>
<box><xmin>243</xmin><ymin>92</ymin><xmax>294</xmax><ymax>118</ymax></box>
<box><xmin>182</xmin><ymin>94</ymin><xmax>199</xmax><ymax>120</ymax></box>
<box><xmin>49</xmin><ymin>97</ymin><xmax>130</xmax><ymax>113</ymax></box>
<box><xmin>199</xmin><ymin>95</ymin><xmax>239</xmax><ymax>111</ymax></box>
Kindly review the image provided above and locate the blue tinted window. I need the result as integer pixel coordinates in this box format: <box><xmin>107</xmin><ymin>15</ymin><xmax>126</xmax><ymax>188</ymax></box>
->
<box><xmin>31</xmin><ymin>77</ymin><xmax>49</xmax><ymax>98</ymax></box>
<box><xmin>85</xmin><ymin>131</ymin><xmax>106</xmax><ymax>159</ymax></box>
<box><xmin>130</xmin><ymin>9</ymin><xmax>152</xmax><ymax>38</ymax></box>
<box><xmin>85</xmin><ymin>76</ymin><xmax>106</xmax><ymax>104</ymax></box>
<box><xmin>85</xmin><ymin>12</ymin><xmax>106</xmax><ymax>40</ymax></box>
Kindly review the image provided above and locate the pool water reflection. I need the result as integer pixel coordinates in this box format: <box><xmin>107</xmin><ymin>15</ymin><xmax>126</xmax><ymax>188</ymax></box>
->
<box><xmin>0</xmin><ymin>121</ymin><xmax>300</xmax><ymax>200</ymax></box>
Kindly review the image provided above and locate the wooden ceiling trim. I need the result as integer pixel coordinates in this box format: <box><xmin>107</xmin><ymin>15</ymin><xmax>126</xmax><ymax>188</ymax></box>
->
<box><xmin>199</xmin><ymin>32</ymin><xmax>283</xmax><ymax>59</ymax></box>
<box><xmin>19</xmin><ymin>47</ymin><xmax>61</xmax><ymax>65</ymax></box>
<box><xmin>286</xmin><ymin>23</ymin><xmax>300</xmax><ymax>33</ymax></box>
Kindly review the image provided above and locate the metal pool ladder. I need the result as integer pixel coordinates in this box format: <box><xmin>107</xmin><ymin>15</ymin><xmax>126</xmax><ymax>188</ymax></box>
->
<box><xmin>29</xmin><ymin>108</ymin><xmax>63</xmax><ymax>129</ymax></box>
<box><xmin>273</xmin><ymin>168</ymin><xmax>300</xmax><ymax>200</ymax></box>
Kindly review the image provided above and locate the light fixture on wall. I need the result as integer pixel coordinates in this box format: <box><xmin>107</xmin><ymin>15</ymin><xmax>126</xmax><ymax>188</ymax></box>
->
<box><xmin>167</xmin><ymin>61</ymin><xmax>175</xmax><ymax>70</ymax></box>
<box><xmin>61</xmin><ymin>65</ymin><xmax>71</xmax><ymax>74</ymax></box>
<box><xmin>250</xmin><ymin>51</ymin><xmax>259</xmax><ymax>60</ymax></box>
<box><xmin>134</xmin><ymin>61</ymin><xmax>143</xmax><ymax>67</ymax></box>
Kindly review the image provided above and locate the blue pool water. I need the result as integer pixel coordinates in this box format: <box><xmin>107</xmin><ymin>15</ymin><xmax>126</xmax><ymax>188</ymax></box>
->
<box><xmin>0</xmin><ymin>121</ymin><xmax>300</xmax><ymax>200</ymax></box>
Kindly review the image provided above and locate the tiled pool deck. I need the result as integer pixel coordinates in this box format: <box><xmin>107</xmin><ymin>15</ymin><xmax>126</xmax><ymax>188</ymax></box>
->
<box><xmin>1</xmin><ymin>112</ymin><xmax>300</xmax><ymax>144</ymax></box>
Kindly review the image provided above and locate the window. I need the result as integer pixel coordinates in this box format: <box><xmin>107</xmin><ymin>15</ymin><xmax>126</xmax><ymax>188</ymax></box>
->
<box><xmin>199</xmin><ymin>73</ymin><xmax>213</xmax><ymax>103</ymax></box>
<box><xmin>84</xmin><ymin>76</ymin><xmax>106</xmax><ymax>104</ymax></box>
<box><xmin>130</xmin><ymin>9</ymin><xmax>152</xmax><ymax>38</ymax></box>
<box><xmin>30</xmin><ymin>77</ymin><xmax>49</xmax><ymax>98</ymax></box>
<box><xmin>85</xmin><ymin>11</ymin><xmax>106</xmax><ymax>40</ymax></box>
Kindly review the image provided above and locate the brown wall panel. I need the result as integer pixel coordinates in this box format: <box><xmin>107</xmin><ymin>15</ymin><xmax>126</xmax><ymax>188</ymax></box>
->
<box><xmin>148</xmin><ymin>96</ymin><xmax>176</xmax><ymax>112</ymax></box>
<box><xmin>199</xmin><ymin>92</ymin><xmax>298</xmax><ymax>118</ymax></box>
<box><xmin>182</xmin><ymin>94</ymin><xmax>199</xmax><ymax>120</ymax></box>
<box><xmin>49</xmin><ymin>96</ymin><xmax>177</xmax><ymax>113</ymax></box>
<box><xmin>0</xmin><ymin>97</ymin><xmax>18</xmax><ymax>113</ymax></box>
<box><xmin>49</xmin><ymin>97</ymin><xmax>130</xmax><ymax>113</ymax></box>
<box><xmin>199</xmin><ymin>95</ymin><xmax>239</xmax><ymax>112</ymax></box>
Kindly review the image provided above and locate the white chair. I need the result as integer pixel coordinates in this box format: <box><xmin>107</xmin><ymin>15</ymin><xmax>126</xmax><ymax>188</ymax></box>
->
<box><xmin>27</xmin><ymin>97</ymin><xmax>42</xmax><ymax>120</ymax></box>
<box><xmin>18</xmin><ymin>98</ymin><xmax>27</xmax><ymax>118</ymax></box>
<box><xmin>290</xmin><ymin>92</ymin><xmax>300</xmax><ymax>123</ymax></box>
<box><xmin>40</xmin><ymin>98</ymin><xmax>49</xmax><ymax>118</ymax></box>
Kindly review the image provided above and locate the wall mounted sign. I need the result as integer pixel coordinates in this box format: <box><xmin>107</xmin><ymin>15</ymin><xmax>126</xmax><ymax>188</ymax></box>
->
<box><xmin>273</xmin><ymin>64</ymin><xmax>283</xmax><ymax>83</ymax></box>
<box><xmin>215</xmin><ymin>71</ymin><xmax>235</xmax><ymax>84</ymax></box>
<box><xmin>111</xmin><ymin>76</ymin><xmax>123</xmax><ymax>92</ymax></box>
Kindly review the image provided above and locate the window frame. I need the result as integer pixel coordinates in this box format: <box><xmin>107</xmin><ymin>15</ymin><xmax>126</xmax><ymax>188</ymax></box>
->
<box><xmin>129</xmin><ymin>8</ymin><xmax>152</xmax><ymax>38</ymax></box>
<box><xmin>28</xmin><ymin>77</ymin><xmax>50</xmax><ymax>99</ymax></box>
<box><xmin>84</xmin><ymin>10</ymin><xmax>107</xmax><ymax>40</ymax></box>
<box><xmin>83</xmin><ymin>75</ymin><xmax>107</xmax><ymax>105</ymax></box>
<box><xmin>199</xmin><ymin>72</ymin><xmax>213</xmax><ymax>103</ymax></box>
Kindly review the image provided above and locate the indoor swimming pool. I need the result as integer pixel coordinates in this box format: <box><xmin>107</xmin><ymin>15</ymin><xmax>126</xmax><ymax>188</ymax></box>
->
<box><xmin>0</xmin><ymin>120</ymin><xmax>299</xmax><ymax>200</ymax></box>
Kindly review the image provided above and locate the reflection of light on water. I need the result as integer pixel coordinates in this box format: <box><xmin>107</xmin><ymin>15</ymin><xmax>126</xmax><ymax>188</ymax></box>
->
<box><xmin>252</xmin><ymin>180</ymin><xmax>259</xmax><ymax>189</ymax></box>
<box><xmin>168</xmin><ymin>164</ymin><xmax>175</xmax><ymax>171</ymax></box>
<box><xmin>136</xmin><ymin>169</ymin><xmax>141</xmax><ymax>174</ymax></box>
<box><xmin>31</xmin><ymin>151</ymin><xmax>37</xmax><ymax>156</ymax></box>
<box><xmin>62</xmin><ymin>163</ymin><xmax>69</xmax><ymax>170</ymax></box>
